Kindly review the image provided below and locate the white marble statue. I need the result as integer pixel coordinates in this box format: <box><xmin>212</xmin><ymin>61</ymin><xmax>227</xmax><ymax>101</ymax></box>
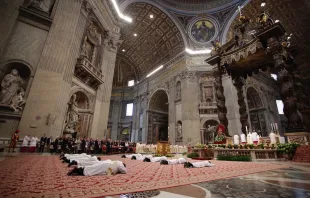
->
<box><xmin>10</xmin><ymin>91</ymin><xmax>26</xmax><ymax>112</ymax></box>
<box><xmin>176</xmin><ymin>122</ymin><xmax>182</xmax><ymax>141</ymax></box>
<box><xmin>233</xmin><ymin>134</ymin><xmax>240</xmax><ymax>145</ymax></box>
<box><xmin>0</xmin><ymin>69</ymin><xmax>24</xmax><ymax>105</ymax></box>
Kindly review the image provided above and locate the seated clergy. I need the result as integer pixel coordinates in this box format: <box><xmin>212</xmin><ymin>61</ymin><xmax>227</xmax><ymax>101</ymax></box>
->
<box><xmin>67</xmin><ymin>160</ymin><xmax>127</xmax><ymax>176</ymax></box>
<box><xmin>184</xmin><ymin>161</ymin><xmax>215</xmax><ymax>168</ymax></box>
<box><xmin>160</xmin><ymin>158</ymin><xmax>186</xmax><ymax>165</ymax></box>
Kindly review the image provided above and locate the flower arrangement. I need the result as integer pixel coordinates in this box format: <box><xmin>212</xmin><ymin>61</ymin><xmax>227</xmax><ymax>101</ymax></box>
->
<box><xmin>277</xmin><ymin>143</ymin><xmax>300</xmax><ymax>160</ymax></box>
<box><xmin>194</xmin><ymin>143</ymin><xmax>206</xmax><ymax>148</ymax></box>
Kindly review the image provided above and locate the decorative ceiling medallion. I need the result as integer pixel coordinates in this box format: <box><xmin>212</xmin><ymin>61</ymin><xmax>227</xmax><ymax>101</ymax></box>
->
<box><xmin>189</xmin><ymin>17</ymin><xmax>218</xmax><ymax>45</ymax></box>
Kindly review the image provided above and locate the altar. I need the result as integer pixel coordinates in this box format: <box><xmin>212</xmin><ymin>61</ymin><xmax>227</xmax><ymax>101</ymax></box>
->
<box><xmin>156</xmin><ymin>141</ymin><xmax>170</xmax><ymax>155</ymax></box>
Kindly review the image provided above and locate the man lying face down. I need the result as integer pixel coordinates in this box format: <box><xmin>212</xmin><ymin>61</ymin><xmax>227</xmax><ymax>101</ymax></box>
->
<box><xmin>67</xmin><ymin>160</ymin><xmax>127</xmax><ymax>176</ymax></box>
<box><xmin>61</xmin><ymin>153</ymin><xmax>89</xmax><ymax>162</ymax></box>
<box><xmin>160</xmin><ymin>158</ymin><xmax>186</xmax><ymax>165</ymax></box>
<box><xmin>143</xmin><ymin>156</ymin><xmax>168</xmax><ymax>162</ymax></box>
<box><xmin>121</xmin><ymin>153</ymin><xmax>142</xmax><ymax>158</ymax></box>
<box><xmin>130</xmin><ymin>154</ymin><xmax>153</xmax><ymax>161</ymax></box>
<box><xmin>68</xmin><ymin>156</ymin><xmax>103</xmax><ymax>167</ymax></box>
<box><xmin>62</xmin><ymin>153</ymin><xmax>100</xmax><ymax>164</ymax></box>
<box><xmin>183</xmin><ymin>161</ymin><xmax>215</xmax><ymax>168</ymax></box>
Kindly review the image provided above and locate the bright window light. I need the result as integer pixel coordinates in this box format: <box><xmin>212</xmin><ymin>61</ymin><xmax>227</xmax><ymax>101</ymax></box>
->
<box><xmin>126</xmin><ymin>103</ymin><xmax>133</xmax><ymax>116</ymax></box>
<box><xmin>276</xmin><ymin>100</ymin><xmax>284</xmax><ymax>115</ymax></box>
<box><xmin>271</xmin><ymin>74</ymin><xmax>277</xmax><ymax>80</ymax></box>
<box><xmin>185</xmin><ymin>48</ymin><xmax>212</xmax><ymax>55</ymax></box>
<box><xmin>111</xmin><ymin>0</ymin><xmax>132</xmax><ymax>23</ymax></box>
<box><xmin>146</xmin><ymin>65</ymin><xmax>163</xmax><ymax>78</ymax></box>
<box><xmin>150</xmin><ymin>14</ymin><xmax>154</xmax><ymax>18</ymax></box>
<box><xmin>261</xmin><ymin>2</ymin><xmax>266</xmax><ymax>7</ymax></box>
<box><xmin>275</xmin><ymin>20</ymin><xmax>280</xmax><ymax>23</ymax></box>
<box><xmin>128</xmin><ymin>80</ymin><xmax>134</xmax><ymax>87</ymax></box>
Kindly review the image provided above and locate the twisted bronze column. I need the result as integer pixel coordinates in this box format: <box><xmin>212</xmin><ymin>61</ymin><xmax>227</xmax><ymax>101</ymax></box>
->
<box><xmin>267</xmin><ymin>37</ymin><xmax>304</xmax><ymax>131</ymax></box>
<box><xmin>213</xmin><ymin>68</ymin><xmax>229</xmax><ymax>135</ymax></box>
<box><xmin>233</xmin><ymin>76</ymin><xmax>249</xmax><ymax>134</ymax></box>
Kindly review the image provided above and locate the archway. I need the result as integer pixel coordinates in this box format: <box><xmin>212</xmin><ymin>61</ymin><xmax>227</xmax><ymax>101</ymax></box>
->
<box><xmin>120</xmin><ymin>127</ymin><xmax>130</xmax><ymax>141</ymax></box>
<box><xmin>202</xmin><ymin>119</ymin><xmax>219</xmax><ymax>144</ymax></box>
<box><xmin>247</xmin><ymin>87</ymin><xmax>267</xmax><ymax>136</ymax></box>
<box><xmin>147</xmin><ymin>89</ymin><xmax>168</xmax><ymax>144</ymax></box>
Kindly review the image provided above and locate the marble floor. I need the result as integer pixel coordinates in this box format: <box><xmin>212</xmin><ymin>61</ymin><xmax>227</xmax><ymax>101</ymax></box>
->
<box><xmin>110</xmin><ymin>162</ymin><xmax>310</xmax><ymax>198</ymax></box>
<box><xmin>1</xmin><ymin>153</ymin><xmax>309</xmax><ymax>198</ymax></box>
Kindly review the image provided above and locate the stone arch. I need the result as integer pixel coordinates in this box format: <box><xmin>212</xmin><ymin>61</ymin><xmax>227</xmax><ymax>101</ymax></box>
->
<box><xmin>221</xmin><ymin>0</ymin><xmax>251</xmax><ymax>44</ymax></box>
<box><xmin>246</xmin><ymin>86</ymin><xmax>264</xmax><ymax>110</ymax></box>
<box><xmin>200</xmin><ymin>118</ymin><xmax>219</xmax><ymax>129</ymax></box>
<box><xmin>120</xmin><ymin>0</ymin><xmax>187</xmax><ymax>47</ymax></box>
<box><xmin>64</xmin><ymin>89</ymin><xmax>93</xmax><ymax>138</ymax></box>
<box><xmin>0</xmin><ymin>61</ymin><xmax>33</xmax><ymax>100</ymax></box>
<box><xmin>148</xmin><ymin>88</ymin><xmax>169</xmax><ymax>109</ymax></box>
<box><xmin>147</xmin><ymin>89</ymin><xmax>169</xmax><ymax>143</ymax></box>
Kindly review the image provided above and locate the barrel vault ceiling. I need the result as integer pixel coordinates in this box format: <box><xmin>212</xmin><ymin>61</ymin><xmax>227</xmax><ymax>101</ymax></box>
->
<box><xmin>113</xmin><ymin>2</ymin><xmax>185</xmax><ymax>87</ymax></box>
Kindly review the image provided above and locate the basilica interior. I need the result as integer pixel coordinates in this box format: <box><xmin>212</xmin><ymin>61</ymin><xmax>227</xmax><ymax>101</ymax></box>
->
<box><xmin>0</xmin><ymin>0</ymin><xmax>310</xmax><ymax>197</ymax></box>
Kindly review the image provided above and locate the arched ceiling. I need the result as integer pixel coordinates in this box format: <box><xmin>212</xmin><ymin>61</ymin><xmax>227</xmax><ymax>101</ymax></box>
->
<box><xmin>157</xmin><ymin>0</ymin><xmax>237</xmax><ymax>11</ymax></box>
<box><xmin>113</xmin><ymin>2</ymin><xmax>184</xmax><ymax>86</ymax></box>
<box><xmin>226</xmin><ymin>0</ymin><xmax>310</xmax><ymax>77</ymax></box>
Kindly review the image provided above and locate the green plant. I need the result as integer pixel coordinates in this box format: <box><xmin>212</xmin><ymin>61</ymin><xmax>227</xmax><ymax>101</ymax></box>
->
<box><xmin>217</xmin><ymin>155</ymin><xmax>252</xmax><ymax>161</ymax></box>
<box><xmin>187</xmin><ymin>152</ymin><xmax>199</xmax><ymax>158</ymax></box>
<box><xmin>277</xmin><ymin>143</ymin><xmax>300</xmax><ymax>160</ymax></box>
<box><xmin>233</xmin><ymin>144</ymin><xmax>239</xmax><ymax>149</ymax></box>
<box><xmin>271</xmin><ymin>144</ymin><xmax>275</xmax><ymax>149</ymax></box>
<box><xmin>182</xmin><ymin>152</ymin><xmax>187</xmax><ymax>156</ymax></box>
<box><xmin>227</xmin><ymin>144</ymin><xmax>232</xmax><ymax>149</ymax></box>
<box><xmin>248</xmin><ymin>144</ymin><xmax>254</xmax><ymax>149</ymax></box>
<box><xmin>239</xmin><ymin>145</ymin><xmax>243</xmax><ymax>149</ymax></box>
<box><xmin>259</xmin><ymin>143</ymin><xmax>264</xmax><ymax>149</ymax></box>
<box><xmin>165</xmin><ymin>154</ymin><xmax>174</xmax><ymax>157</ymax></box>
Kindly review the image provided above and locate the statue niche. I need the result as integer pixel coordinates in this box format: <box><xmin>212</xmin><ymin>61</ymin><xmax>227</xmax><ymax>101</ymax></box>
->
<box><xmin>25</xmin><ymin>0</ymin><xmax>55</xmax><ymax>14</ymax></box>
<box><xmin>176</xmin><ymin>121</ymin><xmax>182</xmax><ymax>142</ymax></box>
<box><xmin>0</xmin><ymin>67</ymin><xmax>29</xmax><ymax>113</ymax></box>
<box><xmin>175</xmin><ymin>81</ymin><xmax>181</xmax><ymax>101</ymax></box>
<box><xmin>64</xmin><ymin>92</ymin><xmax>92</xmax><ymax>137</ymax></box>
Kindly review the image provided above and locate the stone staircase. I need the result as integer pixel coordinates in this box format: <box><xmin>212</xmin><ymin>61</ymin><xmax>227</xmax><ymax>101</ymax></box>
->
<box><xmin>293</xmin><ymin>145</ymin><xmax>310</xmax><ymax>163</ymax></box>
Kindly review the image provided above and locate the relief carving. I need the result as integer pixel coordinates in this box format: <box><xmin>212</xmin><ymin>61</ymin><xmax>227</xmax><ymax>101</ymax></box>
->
<box><xmin>25</xmin><ymin>0</ymin><xmax>55</xmax><ymax>14</ymax></box>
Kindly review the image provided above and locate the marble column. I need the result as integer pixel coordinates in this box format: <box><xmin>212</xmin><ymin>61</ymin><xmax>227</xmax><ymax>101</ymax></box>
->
<box><xmin>131</xmin><ymin>95</ymin><xmax>140</xmax><ymax>142</ymax></box>
<box><xmin>168</xmin><ymin>78</ymin><xmax>176</xmax><ymax>145</ymax></box>
<box><xmin>111</xmin><ymin>100</ymin><xmax>121</xmax><ymax>140</ymax></box>
<box><xmin>267</xmin><ymin>37</ymin><xmax>305</xmax><ymax>132</ymax></box>
<box><xmin>213</xmin><ymin>69</ymin><xmax>229</xmax><ymax>135</ymax></box>
<box><xmin>181</xmin><ymin>71</ymin><xmax>200</xmax><ymax>144</ymax></box>
<box><xmin>18</xmin><ymin>0</ymin><xmax>85</xmax><ymax>138</ymax></box>
<box><xmin>233</xmin><ymin>76</ymin><xmax>249</xmax><ymax>134</ymax></box>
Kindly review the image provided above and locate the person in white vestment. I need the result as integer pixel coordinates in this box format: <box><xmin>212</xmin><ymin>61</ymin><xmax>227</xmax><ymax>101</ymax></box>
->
<box><xmin>121</xmin><ymin>153</ymin><xmax>142</xmax><ymax>159</ymax></box>
<box><xmin>160</xmin><ymin>158</ymin><xmax>186</xmax><ymax>165</ymax></box>
<box><xmin>240</xmin><ymin>134</ymin><xmax>246</xmax><ymax>144</ymax></box>
<box><xmin>68</xmin><ymin>156</ymin><xmax>102</xmax><ymax>167</ymax></box>
<box><xmin>233</xmin><ymin>135</ymin><xmax>240</xmax><ymax>145</ymax></box>
<box><xmin>67</xmin><ymin>160</ymin><xmax>127</xmax><ymax>176</ymax></box>
<box><xmin>251</xmin><ymin>132</ymin><xmax>258</xmax><ymax>145</ymax></box>
<box><xmin>247</xmin><ymin>132</ymin><xmax>253</xmax><ymax>144</ymax></box>
<box><xmin>29</xmin><ymin>136</ymin><xmax>38</xmax><ymax>152</ymax></box>
<box><xmin>21</xmin><ymin>135</ymin><xmax>30</xmax><ymax>152</ymax></box>
<box><xmin>269</xmin><ymin>132</ymin><xmax>277</xmax><ymax>144</ymax></box>
<box><xmin>184</xmin><ymin>160</ymin><xmax>215</xmax><ymax>168</ymax></box>
<box><xmin>144</xmin><ymin>156</ymin><xmax>167</xmax><ymax>162</ymax></box>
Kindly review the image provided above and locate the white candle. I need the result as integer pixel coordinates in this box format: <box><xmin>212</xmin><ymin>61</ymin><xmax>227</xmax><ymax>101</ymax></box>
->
<box><xmin>271</xmin><ymin>123</ymin><xmax>274</xmax><ymax>130</ymax></box>
<box><xmin>246</xmin><ymin>126</ymin><xmax>248</xmax><ymax>133</ymax></box>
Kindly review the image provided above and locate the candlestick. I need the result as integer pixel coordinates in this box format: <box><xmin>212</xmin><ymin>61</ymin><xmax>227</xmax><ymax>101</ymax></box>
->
<box><xmin>246</xmin><ymin>126</ymin><xmax>248</xmax><ymax>134</ymax></box>
<box><xmin>271</xmin><ymin>123</ymin><xmax>273</xmax><ymax>131</ymax></box>
<box><xmin>275</xmin><ymin>123</ymin><xmax>278</xmax><ymax>130</ymax></box>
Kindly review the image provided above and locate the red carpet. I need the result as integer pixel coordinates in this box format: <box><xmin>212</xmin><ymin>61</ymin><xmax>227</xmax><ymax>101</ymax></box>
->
<box><xmin>293</xmin><ymin>145</ymin><xmax>310</xmax><ymax>163</ymax></box>
<box><xmin>0</xmin><ymin>155</ymin><xmax>286</xmax><ymax>198</ymax></box>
